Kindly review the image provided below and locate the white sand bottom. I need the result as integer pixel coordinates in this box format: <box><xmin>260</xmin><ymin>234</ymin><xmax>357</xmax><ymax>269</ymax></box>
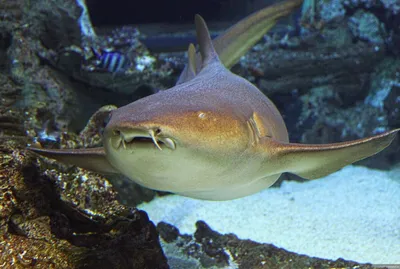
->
<box><xmin>138</xmin><ymin>165</ymin><xmax>400</xmax><ymax>264</ymax></box>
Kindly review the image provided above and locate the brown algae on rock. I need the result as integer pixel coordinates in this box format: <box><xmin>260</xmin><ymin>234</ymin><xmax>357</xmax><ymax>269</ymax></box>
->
<box><xmin>0</xmin><ymin>143</ymin><xmax>168</xmax><ymax>268</ymax></box>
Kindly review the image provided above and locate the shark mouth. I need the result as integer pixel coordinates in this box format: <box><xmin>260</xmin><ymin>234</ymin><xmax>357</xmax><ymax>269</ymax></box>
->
<box><xmin>112</xmin><ymin>129</ymin><xmax>176</xmax><ymax>151</ymax></box>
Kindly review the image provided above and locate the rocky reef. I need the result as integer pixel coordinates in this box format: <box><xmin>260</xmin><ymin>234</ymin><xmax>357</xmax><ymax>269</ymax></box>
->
<box><xmin>0</xmin><ymin>107</ymin><xmax>168</xmax><ymax>268</ymax></box>
<box><xmin>0</xmin><ymin>2</ymin><xmax>168</xmax><ymax>266</ymax></box>
<box><xmin>157</xmin><ymin>221</ymin><xmax>378</xmax><ymax>269</ymax></box>
<box><xmin>0</xmin><ymin>137</ymin><xmax>168</xmax><ymax>268</ymax></box>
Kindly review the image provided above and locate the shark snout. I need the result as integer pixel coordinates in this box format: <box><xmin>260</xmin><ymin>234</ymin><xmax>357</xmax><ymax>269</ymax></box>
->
<box><xmin>108</xmin><ymin>127</ymin><xmax>176</xmax><ymax>151</ymax></box>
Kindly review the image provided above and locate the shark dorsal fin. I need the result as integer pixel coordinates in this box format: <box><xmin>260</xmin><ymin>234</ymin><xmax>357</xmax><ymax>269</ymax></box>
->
<box><xmin>194</xmin><ymin>14</ymin><xmax>219</xmax><ymax>69</ymax></box>
<box><xmin>188</xmin><ymin>43</ymin><xmax>197</xmax><ymax>76</ymax></box>
<box><xmin>176</xmin><ymin>43</ymin><xmax>198</xmax><ymax>83</ymax></box>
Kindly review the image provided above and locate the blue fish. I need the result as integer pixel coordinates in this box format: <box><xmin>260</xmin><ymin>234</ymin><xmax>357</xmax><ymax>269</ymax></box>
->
<box><xmin>91</xmin><ymin>48</ymin><xmax>131</xmax><ymax>74</ymax></box>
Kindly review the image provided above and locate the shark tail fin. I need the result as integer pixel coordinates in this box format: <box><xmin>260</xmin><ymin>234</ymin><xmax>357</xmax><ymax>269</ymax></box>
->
<box><xmin>176</xmin><ymin>0</ymin><xmax>302</xmax><ymax>85</ymax></box>
<box><xmin>195</xmin><ymin>14</ymin><xmax>220</xmax><ymax>68</ymax></box>
<box><xmin>214</xmin><ymin>0</ymin><xmax>303</xmax><ymax>69</ymax></box>
<box><xmin>265</xmin><ymin>129</ymin><xmax>399</xmax><ymax>179</ymax></box>
<box><xmin>27</xmin><ymin>147</ymin><xmax>119</xmax><ymax>174</ymax></box>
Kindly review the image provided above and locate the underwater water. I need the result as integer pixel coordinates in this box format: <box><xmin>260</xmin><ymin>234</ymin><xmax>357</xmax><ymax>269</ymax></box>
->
<box><xmin>1</xmin><ymin>0</ymin><xmax>399</xmax><ymax>268</ymax></box>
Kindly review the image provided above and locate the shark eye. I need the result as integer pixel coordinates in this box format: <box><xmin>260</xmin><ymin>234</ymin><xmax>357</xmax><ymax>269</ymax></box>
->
<box><xmin>113</xmin><ymin>129</ymin><xmax>121</xmax><ymax>136</ymax></box>
<box><xmin>155</xmin><ymin>128</ymin><xmax>161</xmax><ymax>135</ymax></box>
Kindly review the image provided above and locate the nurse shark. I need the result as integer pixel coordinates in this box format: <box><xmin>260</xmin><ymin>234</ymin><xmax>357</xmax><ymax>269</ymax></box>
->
<box><xmin>29</xmin><ymin>0</ymin><xmax>399</xmax><ymax>200</ymax></box>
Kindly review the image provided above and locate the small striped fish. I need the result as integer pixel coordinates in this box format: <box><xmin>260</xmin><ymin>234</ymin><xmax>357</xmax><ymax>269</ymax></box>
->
<box><xmin>92</xmin><ymin>48</ymin><xmax>131</xmax><ymax>73</ymax></box>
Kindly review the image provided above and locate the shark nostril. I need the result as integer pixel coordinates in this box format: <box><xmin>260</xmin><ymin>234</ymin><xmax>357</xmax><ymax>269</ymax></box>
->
<box><xmin>113</xmin><ymin>129</ymin><xmax>121</xmax><ymax>136</ymax></box>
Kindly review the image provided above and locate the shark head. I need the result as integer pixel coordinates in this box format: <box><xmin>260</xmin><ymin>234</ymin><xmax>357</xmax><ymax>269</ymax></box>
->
<box><xmin>102</xmin><ymin>86</ymin><xmax>254</xmax><ymax>194</ymax></box>
<box><xmin>101</xmin><ymin>13</ymin><xmax>271</xmax><ymax>196</ymax></box>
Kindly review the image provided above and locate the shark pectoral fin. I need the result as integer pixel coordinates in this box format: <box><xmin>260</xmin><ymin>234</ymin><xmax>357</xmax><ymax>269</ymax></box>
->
<box><xmin>27</xmin><ymin>147</ymin><xmax>119</xmax><ymax>174</ymax></box>
<box><xmin>267</xmin><ymin>128</ymin><xmax>399</xmax><ymax>180</ymax></box>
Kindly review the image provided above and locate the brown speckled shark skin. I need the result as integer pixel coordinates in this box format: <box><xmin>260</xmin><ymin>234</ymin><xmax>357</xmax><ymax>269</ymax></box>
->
<box><xmin>29</xmin><ymin>5</ymin><xmax>399</xmax><ymax>200</ymax></box>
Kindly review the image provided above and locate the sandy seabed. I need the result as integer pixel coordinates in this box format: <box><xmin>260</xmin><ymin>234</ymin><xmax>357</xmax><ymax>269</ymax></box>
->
<box><xmin>138</xmin><ymin>165</ymin><xmax>400</xmax><ymax>264</ymax></box>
